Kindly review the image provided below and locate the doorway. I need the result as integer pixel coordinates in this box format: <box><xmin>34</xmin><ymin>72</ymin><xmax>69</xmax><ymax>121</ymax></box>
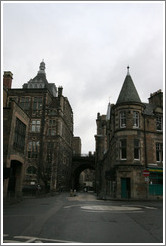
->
<box><xmin>8</xmin><ymin>160</ymin><xmax>22</xmax><ymax>197</ymax></box>
<box><xmin>121</xmin><ymin>178</ymin><xmax>131</xmax><ymax>198</ymax></box>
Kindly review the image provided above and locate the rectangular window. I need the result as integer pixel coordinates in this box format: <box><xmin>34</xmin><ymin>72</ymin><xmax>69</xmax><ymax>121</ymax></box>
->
<box><xmin>13</xmin><ymin>118</ymin><xmax>26</xmax><ymax>153</ymax></box>
<box><xmin>33</xmin><ymin>97</ymin><xmax>43</xmax><ymax>110</ymax></box>
<box><xmin>28</xmin><ymin>141</ymin><xmax>40</xmax><ymax>158</ymax></box>
<box><xmin>47</xmin><ymin>128</ymin><xmax>56</xmax><ymax>136</ymax></box>
<box><xmin>156</xmin><ymin>116</ymin><xmax>162</xmax><ymax>131</ymax></box>
<box><xmin>156</xmin><ymin>143</ymin><xmax>163</xmax><ymax>162</ymax></box>
<box><xmin>134</xmin><ymin>139</ymin><xmax>140</xmax><ymax>160</ymax></box>
<box><xmin>133</xmin><ymin>111</ymin><xmax>139</xmax><ymax>128</ymax></box>
<box><xmin>31</xmin><ymin>120</ymin><xmax>40</xmax><ymax>132</ymax></box>
<box><xmin>120</xmin><ymin>111</ymin><xmax>126</xmax><ymax>128</ymax></box>
<box><xmin>120</xmin><ymin>139</ymin><xmax>127</xmax><ymax>159</ymax></box>
<box><xmin>49</xmin><ymin>119</ymin><xmax>56</xmax><ymax>126</ymax></box>
<box><xmin>20</xmin><ymin>97</ymin><xmax>30</xmax><ymax>110</ymax></box>
<box><xmin>47</xmin><ymin>142</ymin><xmax>54</xmax><ymax>163</ymax></box>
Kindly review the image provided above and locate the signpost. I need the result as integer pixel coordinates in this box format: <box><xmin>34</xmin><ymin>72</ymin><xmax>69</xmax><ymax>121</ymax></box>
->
<box><xmin>143</xmin><ymin>169</ymin><xmax>150</xmax><ymax>199</ymax></box>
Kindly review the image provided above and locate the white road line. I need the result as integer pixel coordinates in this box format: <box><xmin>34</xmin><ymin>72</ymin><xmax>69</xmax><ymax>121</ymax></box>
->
<box><xmin>81</xmin><ymin>205</ymin><xmax>142</xmax><ymax>211</ymax></box>
<box><xmin>14</xmin><ymin>236</ymin><xmax>37</xmax><ymax>242</ymax></box>
<box><xmin>144</xmin><ymin>206</ymin><xmax>157</xmax><ymax>209</ymax></box>
<box><xmin>14</xmin><ymin>236</ymin><xmax>35</xmax><ymax>240</ymax></box>
<box><xmin>14</xmin><ymin>235</ymin><xmax>81</xmax><ymax>243</ymax></box>
<box><xmin>26</xmin><ymin>238</ymin><xmax>38</xmax><ymax>243</ymax></box>
<box><xmin>36</xmin><ymin>237</ymin><xmax>81</xmax><ymax>243</ymax></box>
<box><xmin>82</xmin><ymin>209</ymin><xmax>144</xmax><ymax>213</ymax></box>
<box><xmin>3</xmin><ymin>234</ymin><xmax>9</xmax><ymax>237</ymax></box>
<box><xmin>3</xmin><ymin>240</ymin><xmax>22</xmax><ymax>243</ymax></box>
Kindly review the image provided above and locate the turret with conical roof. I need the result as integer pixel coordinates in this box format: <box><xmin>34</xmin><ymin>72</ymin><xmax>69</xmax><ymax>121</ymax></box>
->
<box><xmin>116</xmin><ymin>66</ymin><xmax>141</xmax><ymax>104</ymax></box>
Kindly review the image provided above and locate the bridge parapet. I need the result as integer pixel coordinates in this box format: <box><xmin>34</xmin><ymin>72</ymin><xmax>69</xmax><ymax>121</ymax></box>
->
<box><xmin>72</xmin><ymin>154</ymin><xmax>95</xmax><ymax>161</ymax></box>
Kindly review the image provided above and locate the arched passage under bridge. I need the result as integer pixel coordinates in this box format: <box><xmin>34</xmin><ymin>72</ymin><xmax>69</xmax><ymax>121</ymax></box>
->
<box><xmin>71</xmin><ymin>154</ymin><xmax>95</xmax><ymax>190</ymax></box>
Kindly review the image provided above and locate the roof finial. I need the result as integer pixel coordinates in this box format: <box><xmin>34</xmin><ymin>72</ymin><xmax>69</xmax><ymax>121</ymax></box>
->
<box><xmin>38</xmin><ymin>60</ymin><xmax>46</xmax><ymax>75</ymax></box>
<box><xmin>127</xmin><ymin>65</ymin><xmax>130</xmax><ymax>75</ymax></box>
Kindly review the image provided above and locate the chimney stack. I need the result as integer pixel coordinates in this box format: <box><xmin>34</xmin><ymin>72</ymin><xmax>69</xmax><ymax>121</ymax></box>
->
<box><xmin>58</xmin><ymin>86</ymin><xmax>63</xmax><ymax>97</ymax></box>
<box><xmin>3</xmin><ymin>71</ymin><xmax>13</xmax><ymax>89</ymax></box>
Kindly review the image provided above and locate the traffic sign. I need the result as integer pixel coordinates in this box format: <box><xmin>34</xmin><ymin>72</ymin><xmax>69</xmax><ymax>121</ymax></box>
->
<box><xmin>143</xmin><ymin>169</ymin><xmax>150</xmax><ymax>177</ymax></box>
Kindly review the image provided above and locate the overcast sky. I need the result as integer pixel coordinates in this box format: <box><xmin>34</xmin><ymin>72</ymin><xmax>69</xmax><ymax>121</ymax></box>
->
<box><xmin>2</xmin><ymin>1</ymin><xmax>164</xmax><ymax>154</ymax></box>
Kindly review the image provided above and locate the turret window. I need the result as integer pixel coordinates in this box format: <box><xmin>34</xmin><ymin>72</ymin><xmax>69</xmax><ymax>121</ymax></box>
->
<box><xmin>120</xmin><ymin>111</ymin><xmax>126</xmax><ymax>128</ymax></box>
<box><xmin>120</xmin><ymin>139</ymin><xmax>127</xmax><ymax>159</ymax></box>
<box><xmin>133</xmin><ymin>111</ymin><xmax>139</xmax><ymax>128</ymax></box>
<box><xmin>134</xmin><ymin>139</ymin><xmax>140</xmax><ymax>160</ymax></box>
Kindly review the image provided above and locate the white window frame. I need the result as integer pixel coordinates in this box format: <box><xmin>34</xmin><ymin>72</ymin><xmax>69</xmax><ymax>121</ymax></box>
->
<box><xmin>133</xmin><ymin>111</ymin><xmax>139</xmax><ymax>128</ymax></box>
<box><xmin>31</xmin><ymin>120</ymin><xmax>41</xmax><ymax>132</ymax></box>
<box><xmin>120</xmin><ymin>111</ymin><xmax>126</xmax><ymax>128</ymax></box>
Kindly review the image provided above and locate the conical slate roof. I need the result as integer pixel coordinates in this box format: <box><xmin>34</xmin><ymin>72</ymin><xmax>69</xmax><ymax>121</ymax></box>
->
<box><xmin>116</xmin><ymin>71</ymin><xmax>141</xmax><ymax>104</ymax></box>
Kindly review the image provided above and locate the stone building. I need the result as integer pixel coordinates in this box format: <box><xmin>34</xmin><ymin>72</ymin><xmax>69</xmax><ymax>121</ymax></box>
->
<box><xmin>95</xmin><ymin>67</ymin><xmax>163</xmax><ymax>199</ymax></box>
<box><xmin>6</xmin><ymin>61</ymin><xmax>74</xmax><ymax>192</ymax></box>
<box><xmin>3</xmin><ymin>72</ymin><xmax>30</xmax><ymax>201</ymax></box>
<box><xmin>73</xmin><ymin>137</ymin><xmax>82</xmax><ymax>155</ymax></box>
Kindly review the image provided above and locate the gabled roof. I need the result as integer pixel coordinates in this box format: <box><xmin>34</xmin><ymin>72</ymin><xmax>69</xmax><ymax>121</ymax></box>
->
<box><xmin>116</xmin><ymin>71</ymin><xmax>141</xmax><ymax>104</ymax></box>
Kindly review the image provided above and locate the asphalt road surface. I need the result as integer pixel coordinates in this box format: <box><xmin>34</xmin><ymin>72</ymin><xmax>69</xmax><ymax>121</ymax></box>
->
<box><xmin>3</xmin><ymin>192</ymin><xmax>163</xmax><ymax>244</ymax></box>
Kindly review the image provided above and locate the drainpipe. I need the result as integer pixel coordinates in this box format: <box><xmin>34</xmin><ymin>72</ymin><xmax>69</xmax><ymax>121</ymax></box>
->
<box><xmin>143</xmin><ymin>113</ymin><xmax>149</xmax><ymax>199</ymax></box>
<box><xmin>143</xmin><ymin>113</ymin><xmax>148</xmax><ymax>168</ymax></box>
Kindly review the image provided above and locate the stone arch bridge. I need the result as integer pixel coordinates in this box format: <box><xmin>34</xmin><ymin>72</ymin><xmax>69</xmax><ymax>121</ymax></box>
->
<box><xmin>71</xmin><ymin>154</ymin><xmax>95</xmax><ymax>190</ymax></box>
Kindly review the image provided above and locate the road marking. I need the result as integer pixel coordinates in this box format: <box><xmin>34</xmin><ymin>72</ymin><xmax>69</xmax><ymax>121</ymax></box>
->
<box><xmin>144</xmin><ymin>206</ymin><xmax>157</xmax><ymax>209</ymax></box>
<box><xmin>122</xmin><ymin>205</ymin><xmax>157</xmax><ymax>210</ymax></box>
<box><xmin>64</xmin><ymin>204</ymin><xmax>81</xmax><ymax>209</ymax></box>
<box><xmin>81</xmin><ymin>205</ymin><xmax>142</xmax><ymax>211</ymax></box>
<box><xmin>14</xmin><ymin>235</ymin><xmax>82</xmax><ymax>243</ymax></box>
<box><xmin>3</xmin><ymin>240</ymin><xmax>22</xmax><ymax>243</ymax></box>
<box><xmin>82</xmin><ymin>210</ymin><xmax>144</xmax><ymax>213</ymax></box>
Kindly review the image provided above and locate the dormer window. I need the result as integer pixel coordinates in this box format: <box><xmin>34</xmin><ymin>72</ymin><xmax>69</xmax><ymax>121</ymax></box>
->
<box><xmin>133</xmin><ymin>111</ymin><xmax>139</xmax><ymax>128</ymax></box>
<box><xmin>120</xmin><ymin>111</ymin><xmax>126</xmax><ymax>128</ymax></box>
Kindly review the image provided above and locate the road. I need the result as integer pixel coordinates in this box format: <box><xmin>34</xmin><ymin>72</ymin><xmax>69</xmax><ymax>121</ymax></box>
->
<box><xmin>3</xmin><ymin>192</ymin><xmax>163</xmax><ymax>244</ymax></box>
